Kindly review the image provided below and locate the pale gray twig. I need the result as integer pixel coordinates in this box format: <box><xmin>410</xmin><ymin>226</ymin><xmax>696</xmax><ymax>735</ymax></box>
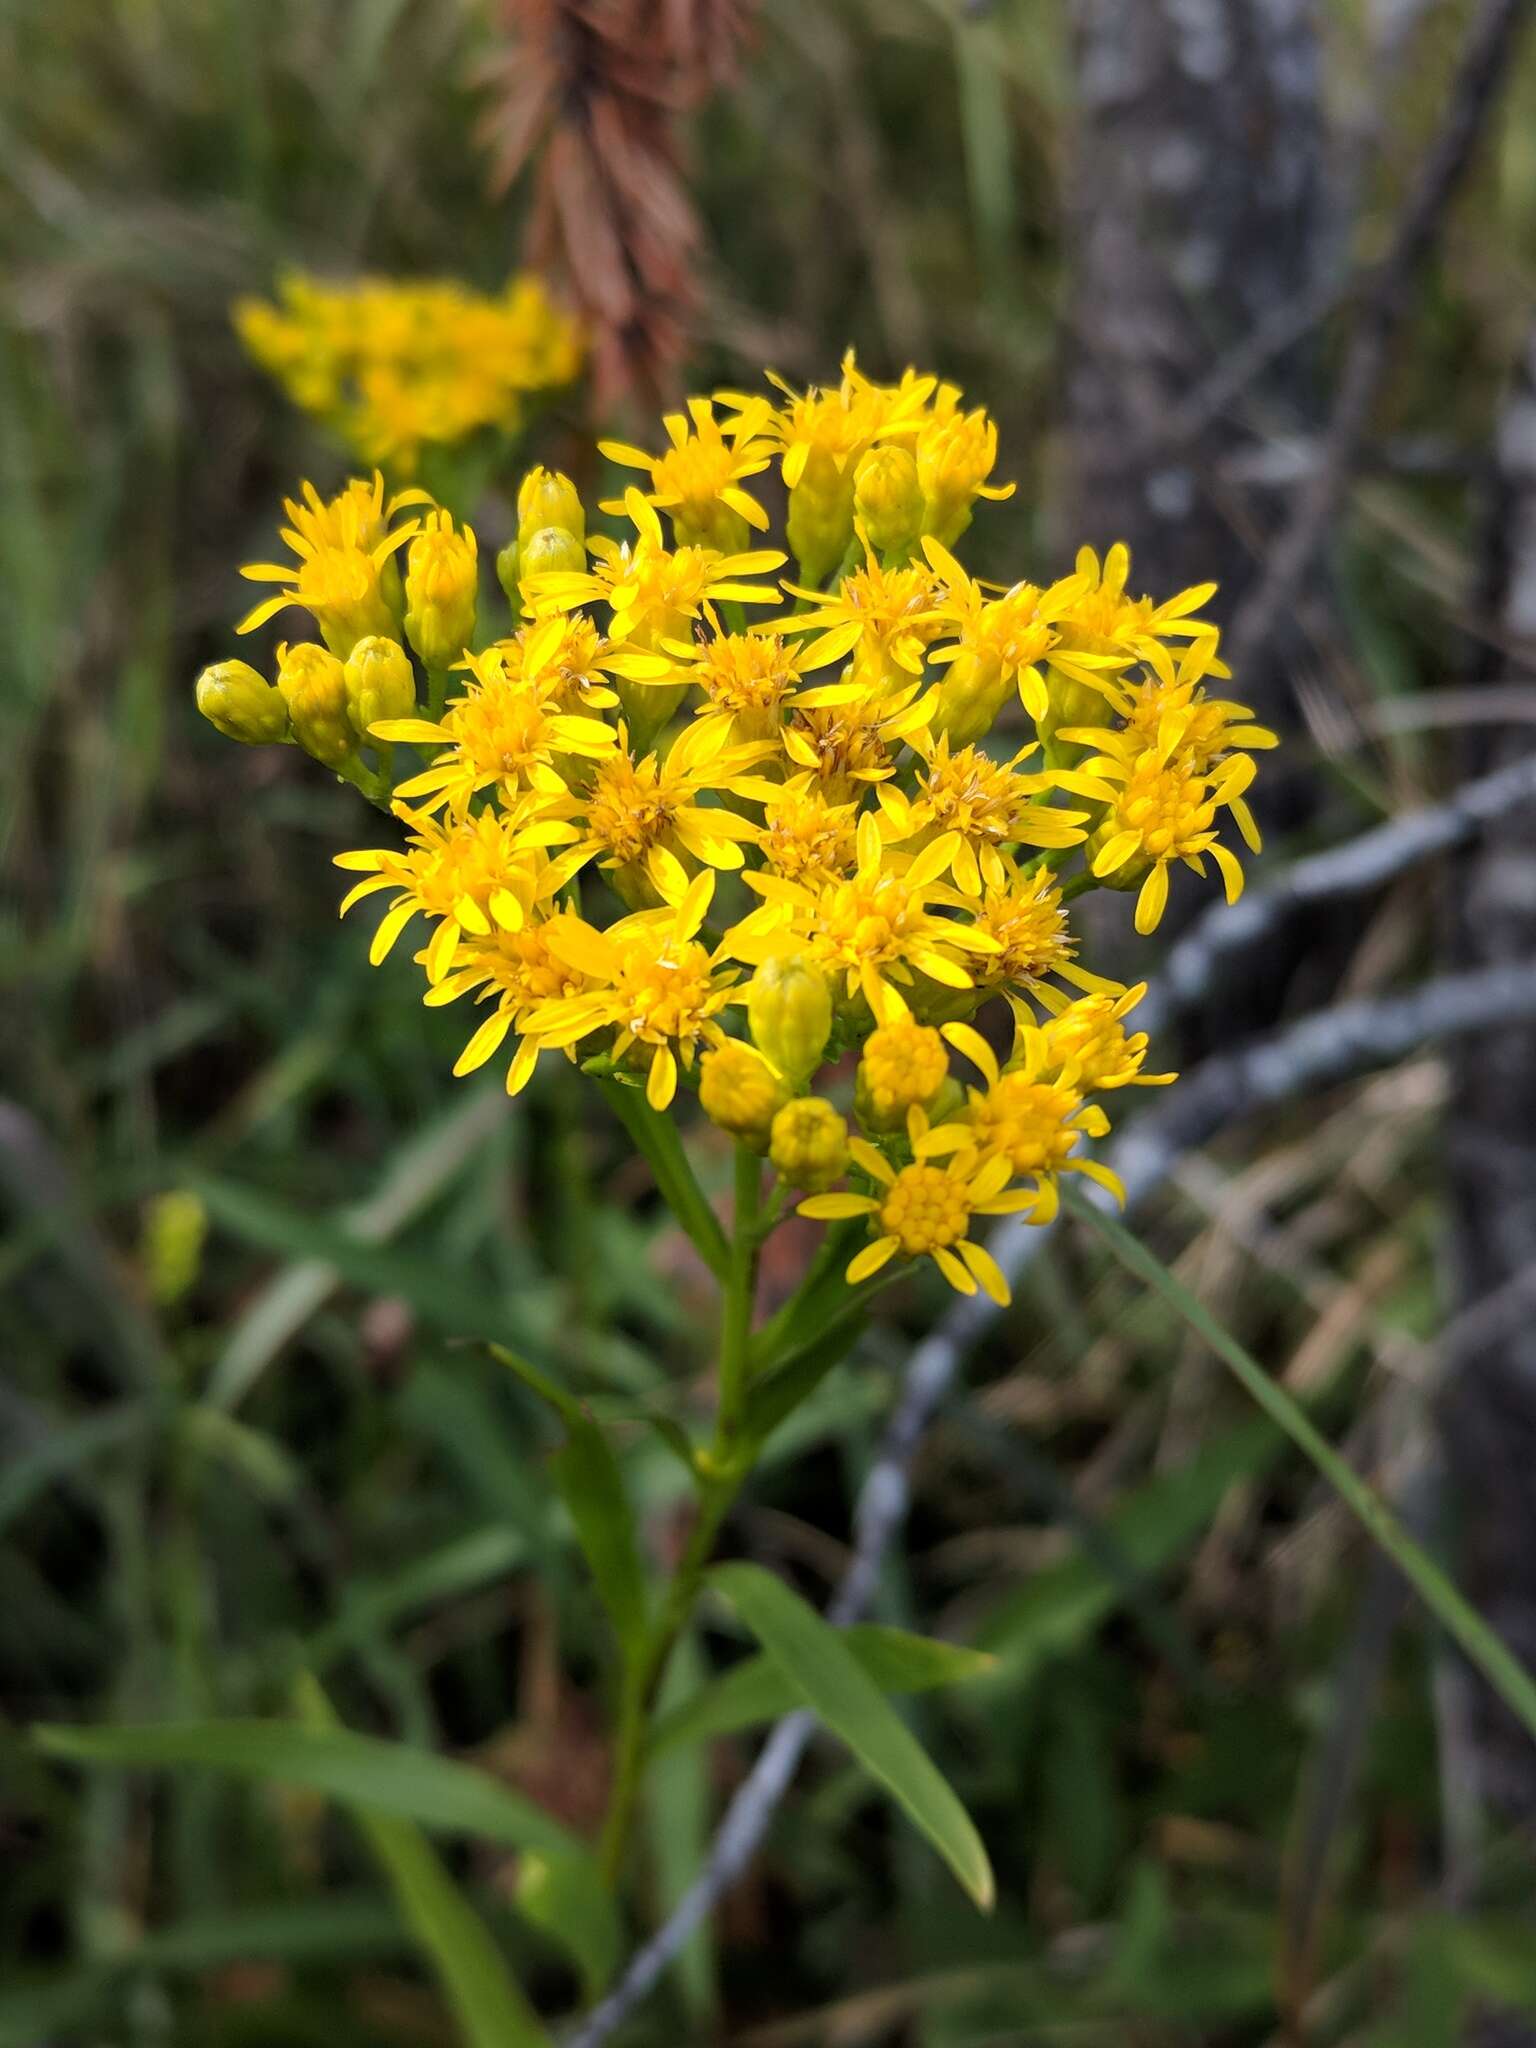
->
<box><xmin>566</xmin><ymin>961</ymin><xmax>1536</xmax><ymax>2046</ymax></box>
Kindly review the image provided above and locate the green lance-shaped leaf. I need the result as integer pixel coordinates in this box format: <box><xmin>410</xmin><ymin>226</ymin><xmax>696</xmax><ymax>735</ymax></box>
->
<box><xmin>710</xmin><ymin>1562</ymin><xmax>995</xmax><ymax>1909</ymax></box>
<box><xmin>1067</xmin><ymin>1191</ymin><xmax>1536</xmax><ymax>1748</ymax></box>
<box><xmin>295</xmin><ymin>1676</ymin><xmax>550</xmax><ymax>2048</ymax></box>
<box><xmin>649</xmin><ymin>1623</ymin><xmax>996</xmax><ymax>1757</ymax></box>
<box><xmin>32</xmin><ymin>1718</ymin><xmax>581</xmax><ymax>1863</ymax></box>
<box><xmin>493</xmin><ymin>1345</ymin><xmax>650</xmax><ymax>1657</ymax></box>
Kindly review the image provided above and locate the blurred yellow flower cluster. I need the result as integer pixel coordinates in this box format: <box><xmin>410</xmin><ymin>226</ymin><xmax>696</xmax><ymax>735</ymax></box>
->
<box><xmin>234</xmin><ymin>271</ymin><xmax>583</xmax><ymax>475</ymax></box>
<box><xmin>197</xmin><ymin>355</ymin><xmax>1275</xmax><ymax>1303</ymax></box>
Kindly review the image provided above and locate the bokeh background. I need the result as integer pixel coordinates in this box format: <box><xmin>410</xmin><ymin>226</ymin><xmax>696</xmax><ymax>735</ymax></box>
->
<box><xmin>8</xmin><ymin>1</ymin><xmax>1536</xmax><ymax>2041</ymax></box>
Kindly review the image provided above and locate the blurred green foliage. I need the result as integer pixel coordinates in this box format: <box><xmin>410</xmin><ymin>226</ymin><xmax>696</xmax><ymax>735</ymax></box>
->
<box><xmin>8</xmin><ymin>0</ymin><xmax>1536</xmax><ymax>2041</ymax></box>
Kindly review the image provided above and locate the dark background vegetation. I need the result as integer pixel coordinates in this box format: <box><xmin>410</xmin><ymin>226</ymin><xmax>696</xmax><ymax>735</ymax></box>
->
<box><xmin>8</xmin><ymin>0</ymin><xmax>1536</xmax><ymax>2041</ymax></box>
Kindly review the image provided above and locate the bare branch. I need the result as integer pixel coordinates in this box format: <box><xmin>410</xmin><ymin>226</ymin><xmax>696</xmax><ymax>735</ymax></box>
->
<box><xmin>567</xmin><ymin>960</ymin><xmax>1536</xmax><ymax>2046</ymax></box>
<box><xmin>1137</xmin><ymin>751</ymin><xmax>1536</xmax><ymax>1041</ymax></box>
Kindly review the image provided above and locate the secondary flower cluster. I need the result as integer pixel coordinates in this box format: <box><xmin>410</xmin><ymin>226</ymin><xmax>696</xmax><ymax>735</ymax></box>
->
<box><xmin>196</xmin><ymin>354</ymin><xmax>1275</xmax><ymax>1302</ymax></box>
<box><xmin>234</xmin><ymin>270</ymin><xmax>583</xmax><ymax>476</ymax></box>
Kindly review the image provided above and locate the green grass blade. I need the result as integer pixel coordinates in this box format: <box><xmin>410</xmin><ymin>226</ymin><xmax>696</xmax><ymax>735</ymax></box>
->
<box><xmin>1067</xmin><ymin>1191</ymin><xmax>1536</xmax><ymax>1747</ymax></box>
<box><xmin>297</xmin><ymin>1678</ymin><xmax>549</xmax><ymax>2048</ymax></box>
<box><xmin>711</xmin><ymin>1562</ymin><xmax>995</xmax><ymax>1909</ymax></box>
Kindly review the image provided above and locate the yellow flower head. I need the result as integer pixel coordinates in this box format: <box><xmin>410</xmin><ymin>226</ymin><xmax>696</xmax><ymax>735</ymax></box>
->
<box><xmin>1037</xmin><ymin>985</ymin><xmax>1175</xmax><ymax>1093</ymax></box>
<box><xmin>685</xmin><ymin>623</ymin><xmax>831</xmax><ymax>748</ymax></box>
<box><xmin>926</xmin><ymin>544</ymin><xmax>1113</xmax><ymax>729</ymax></box>
<box><xmin>235</xmin><ymin>271</ymin><xmax>582</xmax><ymax>475</ymax></box>
<box><xmin>757</xmin><ymin>774</ymin><xmax>860</xmax><ymax>887</ymax></box>
<box><xmin>523</xmin><ymin>873</ymin><xmax>737</xmax><ymax>1110</ymax></box>
<box><xmin>601</xmin><ymin>397</ymin><xmax>775</xmax><ymax>551</ymax></box>
<box><xmin>237</xmin><ymin>474</ymin><xmax>423</xmax><ymax>657</ymax></box>
<box><xmin>376</xmin><ymin>635</ymin><xmax>619</xmax><ymax>816</ymax></box>
<box><xmin>782</xmin><ymin>663</ymin><xmax>935</xmax><ymax>804</ymax></box>
<box><xmin>530</xmin><ymin>491</ymin><xmax>784</xmax><ymax>652</ymax></box>
<box><xmin>334</xmin><ymin>798</ymin><xmax>559</xmax><ymax>983</ymax></box>
<box><xmin>1052</xmin><ymin>544</ymin><xmax>1219</xmax><ymax>678</ymax></box>
<box><xmin>1084</xmin><ymin>737</ymin><xmax>1256</xmax><ymax>934</ymax></box>
<box><xmin>801</xmin><ymin>1130</ymin><xmax>1027</xmax><ymax>1303</ymax></box>
<box><xmin>876</xmin><ymin>735</ymin><xmax>1107</xmax><ymax>895</ymax></box>
<box><xmin>734</xmin><ymin>812</ymin><xmax>996</xmax><ymax>1024</ymax></box>
<box><xmin>428</xmin><ymin>907</ymin><xmax>601</xmax><ymax>1098</ymax></box>
<box><xmin>942</xmin><ymin>1021</ymin><xmax>1124</xmax><ymax>1226</ymax></box>
<box><xmin>787</xmin><ymin>544</ymin><xmax>948</xmax><ymax>680</ymax></box>
<box><xmin>556</xmin><ymin>715</ymin><xmax>777</xmax><ymax>908</ymax></box>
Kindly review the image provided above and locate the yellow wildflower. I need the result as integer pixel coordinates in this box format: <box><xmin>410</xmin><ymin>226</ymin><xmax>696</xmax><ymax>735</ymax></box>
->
<box><xmin>600</xmin><ymin>397</ymin><xmax>775</xmax><ymax>549</ymax></box>
<box><xmin>800</xmin><ymin>1132</ymin><xmax>1026</xmax><ymax>1303</ymax></box>
<box><xmin>334</xmin><ymin>799</ymin><xmax>560</xmax><ymax>983</ymax></box>
<box><xmin>522</xmin><ymin>873</ymin><xmax>738</xmax><ymax>1110</ymax></box>
<box><xmin>1083</xmin><ymin>740</ymin><xmax>1256</xmax><ymax>934</ymax></box>
<box><xmin>426</xmin><ymin>908</ymin><xmax>600</xmax><ymax>1097</ymax></box>
<box><xmin>236</xmin><ymin>474</ymin><xmax>424</xmax><ymax>656</ymax></box>
<box><xmin>757</xmin><ymin>774</ymin><xmax>860</xmax><ymax>886</ymax></box>
<box><xmin>856</xmin><ymin>1019</ymin><xmax>949</xmax><ymax>1129</ymax></box>
<box><xmin>875</xmin><ymin>735</ymin><xmax>1108</xmax><ymax>895</ymax></box>
<box><xmin>1036</xmin><ymin>985</ymin><xmax>1175</xmax><ymax>1093</ymax></box>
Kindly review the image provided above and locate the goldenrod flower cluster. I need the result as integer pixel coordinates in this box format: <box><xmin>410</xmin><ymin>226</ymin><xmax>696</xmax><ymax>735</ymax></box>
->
<box><xmin>234</xmin><ymin>271</ymin><xmax>583</xmax><ymax>476</ymax></box>
<box><xmin>196</xmin><ymin>355</ymin><xmax>1275</xmax><ymax>1304</ymax></box>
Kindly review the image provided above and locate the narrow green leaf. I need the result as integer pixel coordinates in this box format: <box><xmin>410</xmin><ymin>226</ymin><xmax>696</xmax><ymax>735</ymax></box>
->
<box><xmin>191</xmin><ymin>1172</ymin><xmax>539</xmax><ymax>1353</ymax></box>
<box><xmin>649</xmin><ymin>1624</ymin><xmax>996</xmax><ymax>1757</ymax></box>
<box><xmin>33</xmin><ymin>1720</ymin><xmax>581</xmax><ymax>1863</ymax></box>
<box><xmin>594</xmin><ymin>1075</ymin><xmax>729</xmax><ymax>1280</ymax></box>
<box><xmin>711</xmin><ymin>1562</ymin><xmax>995</xmax><ymax>1909</ymax></box>
<box><xmin>548</xmin><ymin>1426</ymin><xmax>650</xmax><ymax>1654</ymax></box>
<box><xmin>1068</xmin><ymin>1191</ymin><xmax>1536</xmax><ymax>1748</ymax></box>
<box><xmin>297</xmin><ymin>1679</ymin><xmax>549</xmax><ymax>2048</ymax></box>
<box><xmin>745</xmin><ymin>1301</ymin><xmax>868</xmax><ymax>1446</ymax></box>
<box><xmin>494</xmin><ymin>1344</ymin><xmax>650</xmax><ymax>1654</ymax></box>
<box><xmin>514</xmin><ymin>1850</ymin><xmax>619</xmax><ymax>2000</ymax></box>
<box><xmin>0</xmin><ymin>1402</ymin><xmax>154</xmax><ymax>1533</ymax></box>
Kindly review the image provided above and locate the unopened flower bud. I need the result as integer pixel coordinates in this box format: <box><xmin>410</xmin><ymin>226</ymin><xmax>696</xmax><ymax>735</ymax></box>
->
<box><xmin>516</xmin><ymin>467</ymin><xmax>584</xmax><ymax>548</ymax></box>
<box><xmin>699</xmin><ymin>1041</ymin><xmax>789</xmax><ymax>1152</ymax></box>
<box><xmin>769</xmin><ymin>1098</ymin><xmax>850</xmax><ymax>1192</ymax></box>
<box><xmin>787</xmin><ymin>445</ymin><xmax>855</xmax><ymax>588</ymax></box>
<box><xmin>495</xmin><ymin>538</ymin><xmax>521</xmax><ymax>612</ymax></box>
<box><xmin>142</xmin><ymin>1190</ymin><xmax>208</xmax><ymax>1308</ymax></box>
<box><xmin>195</xmin><ymin>659</ymin><xmax>290</xmax><ymax>745</ymax></box>
<box><xmin>277</xmin><ymin>641</ymin><xmax>355</xmax><ymax>769</ymax></box>
<box><xmin>746</xmin><ymin>955</ymin><xmax>833</xmax><ymax>1085</ymax></box>
<box><xmin>927</xmin><ymin>653</ymin><xmax>1013</xmax><ymax>749</ymax></box>
<box><xmin>404</xmin><ymin>513</ymin><xmax>477</xmax><ymax>670</ymax></box>
<box><xmin>854</xmin><ymin>446</ymin><xmax>923</xmax><ymax>558</ymax></box>
<box><xmin>856</xmin><ymin>1019</ymin><xmax>949</xmax><ymax>1130</ymax></box>
<box><xmin>344</xmin><ymin>635</ymin><xmax>415</xmax><ymax>738</ymax></box>
<box><xmin>519</xmin><ymin>525</ymin><xmax>586</xmax><ymax>582</ymax></box>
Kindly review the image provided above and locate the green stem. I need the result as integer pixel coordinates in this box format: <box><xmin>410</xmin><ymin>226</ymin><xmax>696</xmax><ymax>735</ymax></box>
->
<box><xmin>597</xmin><ymin>1146</ymin><xmax>763</xmax><ymax>1888</ymax></box>
<box><xmin>426</xmin><ymin>666</ymin><xmax>451</xmax><ymax>721</ymax></box>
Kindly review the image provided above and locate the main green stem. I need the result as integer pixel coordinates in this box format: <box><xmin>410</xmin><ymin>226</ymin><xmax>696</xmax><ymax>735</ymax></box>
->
<box><xmin>597</xmin><ymin>1147</ymin><xmax>764</xmax><ymax>1888</ymax></box>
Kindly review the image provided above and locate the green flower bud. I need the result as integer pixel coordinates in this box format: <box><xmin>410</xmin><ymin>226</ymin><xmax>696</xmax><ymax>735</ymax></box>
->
<box><xmin>746</xmin><ymin>955</ymin><xmax>833</xmax><ymax>1085</ymax></box>
<box><xmin>787</xmin><ymin>445</ymin><xmax>855</xmax><ymax>588</ymax></box>
<box><xmin>854</xmin><ymin>446</ymin><xmax>923</xmax><ymax>557</ymax></box>
<box><xmin>142</xmin><ymin>1189</ymin><xmax>208</xmax><ymax>1308</ymax></box>
<box><xmin>195</xmin><ymin>659</ymin><xmax>290</xmax><ymax>745</ymax></box>
<box><xmin>769</xmin><ymin>1098</ymin><xmax>849</xmax><ymax>1192</ymax></box>
<box><xmin>516</xmin><ymin>466</ymin><xmax>585</xmax><ymax>547</ymax></box>
<box><xmin>404</xmin><ymin>512</ymin><xmax>477</xmax><ymax>671</ymax></box>
<box><xmin>699</xmin><ymin>1041</ymin><xmax>789</xmax><ymax>1152</ymax></box>
<box><xmin>343</xmin><ymin>635</ymin><xmax>416</xmax><ymax>739</ymax></box>
<box><xmin>519</xmin><ymin>525</ymin><xmax>587</xmax><ymax>581</ymax></box>
<box><xmin>495</xmin><ymin>537</ymin><xmax>521</xmax><ymax>613</ymax></box>
<box><xmin>277</xmin><ymin>641</ymin><xmax>355</xmax><ymax>770</ymax></box>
